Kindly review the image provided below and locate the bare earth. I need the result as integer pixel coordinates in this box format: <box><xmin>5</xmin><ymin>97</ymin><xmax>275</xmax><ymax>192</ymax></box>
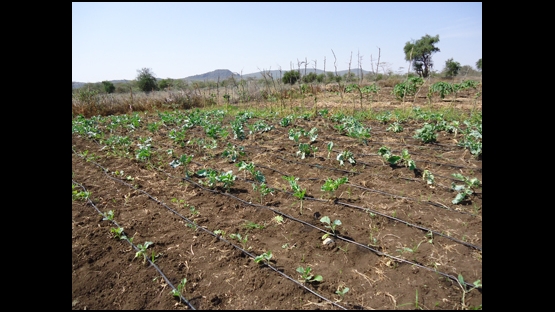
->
<box><xmin>72</xmin><ymin>87</ymin><xmax>482</xmax><ymax>310</ymax></box>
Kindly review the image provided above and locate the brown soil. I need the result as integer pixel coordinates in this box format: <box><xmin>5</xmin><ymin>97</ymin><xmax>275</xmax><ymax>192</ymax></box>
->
<box><xmin>72</xmin><ymin>89</ymin><xmax>482</xmax><ymax>310</ymax></box>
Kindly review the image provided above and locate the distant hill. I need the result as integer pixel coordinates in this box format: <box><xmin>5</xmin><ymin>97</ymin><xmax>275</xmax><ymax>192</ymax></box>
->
<box><xmin>72</xmin><ymin>68</ymin><xmax>373</xmax><ymax>89</ymax></box>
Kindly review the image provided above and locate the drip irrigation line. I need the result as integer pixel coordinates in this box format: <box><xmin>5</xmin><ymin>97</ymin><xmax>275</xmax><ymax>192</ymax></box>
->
<box><xmin>179</xmin><ymin>176</ymin><xmax>480</xmax><ymax>290</ymax></box>
<box><xmin>260</xmin><ymin>157</ymin><xmax>479</xmax><ymax>217</ymax></box>
<box><xmin>276</xmin><ymin>187</ymin><xmax>481</xmax><ymax>251</ymax></box>
<box><xmin>71</xmin><ymin>179</ymin><xmax>196</xmax><ymax>310</ymax></box>
<box><xmin>73</xmin><ymin>154</ymin><xmax>346</xmax><ymax>309</ymax></box>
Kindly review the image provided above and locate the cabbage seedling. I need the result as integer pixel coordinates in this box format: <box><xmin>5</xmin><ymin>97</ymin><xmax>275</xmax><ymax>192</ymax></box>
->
<box><xmin>296</xmin><ymin>266</ymin><xmax>323</xmax><ymax>283</ymax></box>
<box><xmin>100</xmin><ymin>210</ymin><xmax>114</xmax><ymax>221</ymax></box>
<box><xmin>134</xmin><ymin>241</ymin><xmax>154</xmax><ymax>264</ymax></box>
<box><xmin>320</xmin><ymin>216</ymin><xmax>342</xmax><ymax>239</ymax></box>
<box><xmin>321</xmin><ymin>177</ymin><xmax>348</xmax><ymax>200</ymax></box>
<box><xmin>171</xmin><ymin>278</ymin><xmax>187</xmax><ymax>300</ymax></box>
<box><xmin>254</xmin><ymin>250</ymin><xmax>272</xmax><ymax>265</ymax></box>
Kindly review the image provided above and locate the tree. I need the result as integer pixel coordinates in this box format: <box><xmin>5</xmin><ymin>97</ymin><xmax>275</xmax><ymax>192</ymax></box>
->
<box><xmin>476</xmin><ymin>58</ymin><xmax>482</xmax><ymax>71</ymax></box>
<box><xmin>282</xmin><ymin>70</ymin><xmax>300</xmax><ymax>85</ymax></box>
<box><xmin>403</xmin><ymin>34</ymin><xmax>440</xmax><ymax>78</ymax></box>
<box><xmin>444</xmin><ymin>58</ymin><xmax>461</xmax><ymax>77</ymax></box>
<box><xmin>101</xmin><ymin>81</ymin><xmax>115</xmax><ymax>93</ymax></box>
<box><xmin>136</xmin><ymin>68</ymin><xmax>159</xmax><ymax>92</ymax></box>
<box><xmin>159</xmin><ymin>78</ymin><xmax>174</xmax><ymax>90</ymax></box>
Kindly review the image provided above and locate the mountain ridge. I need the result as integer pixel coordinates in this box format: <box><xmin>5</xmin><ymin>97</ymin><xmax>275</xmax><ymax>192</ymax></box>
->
<box><xmin>72</xmin><ymin>68</ymin><xmax>373</xmax><ymax>88</ymax></box>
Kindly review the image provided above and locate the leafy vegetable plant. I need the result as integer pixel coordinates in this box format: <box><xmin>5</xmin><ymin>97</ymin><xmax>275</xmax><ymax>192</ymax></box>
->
<box><xmin>283</xmin><ymin>176</ymin><xmax>307</xmax><ymax>215</ymax></box>
<box><xmin>320</xmin><ymin>216</ymin><xmax>341</xmax><ymax>239</ymax></box>
<box><xmin>254</xmin><ymin>250</ymin><xmax>273</xmax><ymax>265</ymax></box>
<box><xmin>337</xmin><ymin>150</ymin><xmax>356</xmax><ymax>166</ymax></box>
<box><xmin>451</xmin><ymin>173</ymin><xmax>481</xmax><ymax>204</ymax></box>
<box><xmin>321</xmin><ymin>177</ymin><xmax>348</xmax><ymax>200</ymax></box>
<box><xmin>296</xmin><ymin>266</ymin><xmax>323</xmax><ymax>283</ymax></box>
<box><xmin>134</xmin><ymin>241</ymin><xmax>154</xmax><ymax>264</ymax></box>
<box><xmin>171</xmin><ymin>278</ymin><xmax>187</xmax><ymax>300</ymax></box>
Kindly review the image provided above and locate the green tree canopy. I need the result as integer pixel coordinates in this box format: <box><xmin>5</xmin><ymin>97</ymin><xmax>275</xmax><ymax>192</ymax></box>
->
<box><xmin>101</xmin><ymin>81</ymin><xmax>115</xmax><ymax>93</ymax></box>
<box><xmin>476</xmin><ymin>58</ymin><xmax>482</xmax><ymax>71</ymax></box>
<box><xmin>403</xmin><ymin>34</ymin><xmax>440</xmax><ymax>78</ymax></box>
<box><xmin>136</xmin><ymin>68</ymin><xmax>159</xmax><ymax>93</ymax></box>
<box><xmin>282</xmin><ymin>70</ymin><xmax>300</xmax><ymax>85</ymax></box>
<box><xmin>444</xmin><ymin>58</ymin><xmax>461</xmax><ymax>77</ymax></box>
<box><xmin>158</xmin><ymin>78</ymin><xmax>174</xmax><ymax>90</ymax></box>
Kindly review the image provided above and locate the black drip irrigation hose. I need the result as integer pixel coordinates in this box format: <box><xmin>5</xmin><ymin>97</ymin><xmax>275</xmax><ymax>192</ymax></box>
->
<box><xmin>179</xmin><ymin>176</ymin><xmax>481</xmax><ymax>291</ymax></box>
<box><xmin>72</xmin><ymin>152</ymin><xmax>348</xmax><ymax>310</ymax></box>
<box><xmin>71</xmin><ymin>179</ymin><xmax>196</xmax><ymax>310</ymax></box>
<box><xmin>265</xmin><ymin>157</ymin><xmax>480</xmax><ymax>217</ymax></box>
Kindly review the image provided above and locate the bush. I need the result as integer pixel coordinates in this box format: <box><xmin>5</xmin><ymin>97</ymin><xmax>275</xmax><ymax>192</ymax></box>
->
<box><xmin>282</xmin><ymin>70</ymin><xmax>300</xmax><ymax>85</ymax></box>
<box><xmin>136</xmin><ymin>68</ymin><xmax>159</xmax><ymax>93</ymax></box>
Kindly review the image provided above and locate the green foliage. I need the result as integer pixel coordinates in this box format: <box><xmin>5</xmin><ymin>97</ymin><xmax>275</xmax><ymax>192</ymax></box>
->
<box><xmin>422</xmin><ymin>170</ymin><xmax>435</xmax><ymax>187</ymax></box>
<box><xmin>254</xmin><ymin>250</ymin><xmax>272</xmax><ymax>264</ymax></box>
<box><xmin>136</xmin><ymin>68</ymin><xmax>159</xmax><ymax>92</ymax></box>
<box><xmin>337</xmin><ymin>150</ymin><xmax>356</xmax><ymax>166</ymax></box>
<box><xmin>101</xmin><ymin>81</ymin><xmax>115</xmax><ymax>93</ymax></box>
<box><xmin>222</xmin><ymin>143</ymin><xmax>245</xmax><ymax>162</ymax></box>
<box><xmin>320</xmin><ymin>216</ymin><xmax>341</xmax><ymax>239</ymax></box>
<box><xmin>297</xmin><ymin>143</ymin><xmax>318</xmax><ymax>159</ymax></box>
<box><xmin>171</xmin><ymin>278</ymin><xmax>187</xmax><ymax>299</ymax></box>
<box><xmin>100</xmin><ymin>210</ymin><xmax>114</xmax><ymax>221</ymax></box>
<box><xmin>392</xmin><ymin>76</ymin><xmax>424</xmax><ymax>100</ymax></box>
<box><xmin>134</xmin><ymin>241</ymin><xmax>154</xmax><ymax>264</ymax></box>
<box><xmin>301</xmin><ymin>72</ymin><xmax>318</xmax><ymax>83</ymax></box>
<box><xmin>403</xmin><ymin>34</ymin><xmax>440</xmax><ymax>77</ymax></box>
<box><xmin>428</xmin><ymin>81</ymin><xmax>454</xmax><ymax>100</ymax></box>
<box><xmin>72</xmin><ymin>183</ymin><xmax>91</xmax><ymax>201</ymax></box>
<box><xmin>377</xmin><ymin>146</ymin><xmax>416</xmax><ymax>170</ymax></box>
<box><xmin>413</xmin><ymin>123</ymin><xmax>437</xmax><ymax>143</ymax></box>
<box><xmin>282</xmin><ymin>70</ymin><xmax>300</xmax><ymax>85</ymax></box>
<box><xmin>321</xmin><ymin>177</ymin><xmax>348</xmax><ymax>199</ymax></box>
<box><xmin>283</xmin><ymin>175</ymin><xmax>306</xmax><ymax>214</ymax></box>
<box><xmin>444</xmin><ymin>58</ymin><xmax>461</xmax><ymax>77</ymax></box>
<box><xmin>335</xmin><ymin>286</ymin><xmax>350</xmax><ymax>298</ymax></box>
<box><xmin>451</xmin><ymin>173</ymin><xmax>481</xmax><ymax>204</ymax></box>
<box><xmin>110</xmin><ymin>227</ymin><xmax>127</xmax><ymax>240</ymax></box>
<box><xmin>296</xmin><ymin>266</ymin><xmax>323</xmax><ymax>283</ymax></box>
<box><xmin>476</xmin><ymin>58</ymin><xmax>482</xmax><ymax>71</ymax></box>
<box><xmin>158</xmin><ymin>78</ymin><xmax>174</xmax><ymax>90</ymax></box>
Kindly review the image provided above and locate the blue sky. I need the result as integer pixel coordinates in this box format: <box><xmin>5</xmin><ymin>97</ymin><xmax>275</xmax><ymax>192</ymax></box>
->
<box><xmin>72</xmin><ymin>2</ymin><xmax>482</xmax><ymax>83</ymax></box>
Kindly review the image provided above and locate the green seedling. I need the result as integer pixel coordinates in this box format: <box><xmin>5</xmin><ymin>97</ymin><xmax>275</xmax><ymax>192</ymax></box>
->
<box><xmin>100</xmin><ymin>210</ymin><xmax>114</xmax><ymax>221</ymax></box>
<box><xmin>222</xmin><ymin>143</ymin><xmax>245</xmax><ymax>163</ymax></box>
<box><xmin>283</xmin><ymin>176</ymin><xmax>307</xmax><ymax>215</ymax></box>
<box><xmin>422</xmin><ymin>170</ymin><xmax>435</xmax><ymax>187</ymax></box>
<box><xmin>213</xmin><ymin>229</ymin><xmax>226</xmax><ymax>236</ymax></box>
<box><xmin>72</xmin><ymin>184</ymin><xmax>90</xmax><ymax>201</ymax></box>
<box><xmin>321</xmin><ymin>177</ymin><xmax>348</xmax><ymax>200</ymax></box>
<box><xmin>252</xmin><ymin>182</ymin><xmax>274</xmax><ymax>204</ymax></box>
<box><xmin>229</xmin><ymin>233</ymin><xmax>248</xmax><ymax>248</ymax></box>
<box><xmin>243</xmin><ymin>220</ymin><xmax>265</xmax><ymax>230</ymax></box>
<box><xmin>413</xmin><ymin>123</ymin><xmax>437</xmax><ymax>143</ymax></box>
<box><xmin>337</xmin><ymin>150</ymin><xmax>356</xmax><ymax>166</ymax></box>
<box><xmin>457</xmin><ymin>274</ymin><xmax>482</xmax><ymax>309</ymax></box>
<box><xmin>297</xmin><ymin>143</ymin><xmax>318</xmax><ymax>159</ymax></box>
<box><xmin>320</xmin><ymin>216</ymin><xmax>341</xmax><ymax>239</ymax></box>
<box><xmin>134</xmin><ymin>241</ymin><xmax>154</xmax><ymax>264</ymax></box>
<box><xmin>386</xmin><ymin>121</ymin><xmax>404</xmax><ymax>133</ymax></box>
<box><xmin>273</xmin><ymin>215</ymin><xmax>284</xmax><ymax>224</ymax></box>
<box><xmin>451</xmin><ymin>173</ymin><xmax>481</xmax><ymax>204</ymax></box>
<box><xmin>397</xmin><ymin>289</ymin><xmax>423</xmax><ymax>310</ymax></box>
<box><xmin>110</xmin><ymin>227</ymin><xmax>127</xmax><ymax>240</ymax></box>
<box><xmin>170</xmin><ymin>278</ymin><xmax>187</xmax><ymax>301</ymax></box>
<box><xmin>326</xmin><ymin>141</ymin><xmax>334</xmax><ymax>159</ymax></box>
<box><xmin>296</xmin><ymin>266</ymin><xmax>323</xmax><ymax>283</ymax></box>
<box><xmin>335</xmin><ymin>286</ymin><xmax>350</xmax><ymax>300</ymax></box>
<box><xmin>254</xmin><ymin>250</ymin><xmax>273</xmax><ymax>264</ymax></box>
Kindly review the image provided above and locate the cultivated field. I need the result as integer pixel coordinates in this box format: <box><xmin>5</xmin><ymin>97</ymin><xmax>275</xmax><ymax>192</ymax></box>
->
<box><xmin>72</xmin><ymin>81</ymin><xmax>482</xmax><ymax>310</ymax></box>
